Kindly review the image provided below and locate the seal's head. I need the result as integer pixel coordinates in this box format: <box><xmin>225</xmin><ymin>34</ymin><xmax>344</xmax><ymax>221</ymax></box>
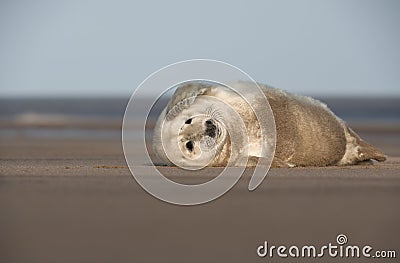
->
<box><xmin>154</xmin><ymin>95</ymin><xmax>236</xmax><ymax>168</ymax></box>
<box><xmin>153</xmin><ymin>82</ymin><xmax>254</xmax><ymax>168</ymax></box>
<box><xmin>178</xmin><ymin>115</ymin><xmax>225</xmax><ymax>162</ymax></box>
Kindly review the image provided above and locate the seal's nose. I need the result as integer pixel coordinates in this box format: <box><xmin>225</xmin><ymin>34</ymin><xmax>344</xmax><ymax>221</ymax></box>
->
<box><xmin>205</xmin><ymin>119</ymin><xmax>217</xmax><ymax>138</ymax></box>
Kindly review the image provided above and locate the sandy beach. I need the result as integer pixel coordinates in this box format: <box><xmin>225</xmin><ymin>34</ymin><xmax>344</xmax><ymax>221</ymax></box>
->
<box><xmin>1</xmin><ymin>122</ymin><xmax>400</xmax><ymax>263</ymax></box>
<box><xmin>1</xmin><ymin>98</ymin><xmax>400</xmax><ymax>262</ymax></box>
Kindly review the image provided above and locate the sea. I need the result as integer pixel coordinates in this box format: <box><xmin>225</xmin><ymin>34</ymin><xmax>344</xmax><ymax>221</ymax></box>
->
<box><xmin>0</xmin><ymin>97</ymin><xmax>399</xmax><ymax>139</ymax></box>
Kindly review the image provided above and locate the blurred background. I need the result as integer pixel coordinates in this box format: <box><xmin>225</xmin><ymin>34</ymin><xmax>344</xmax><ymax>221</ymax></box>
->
<box><xmin>1</xmin><ymin>0</ymin><xmax>400</xmax><ymax>98</ymax></box>
<box><xmin>1</xmin><ymin>0</ymin><xmax>399</xmax><ymax>153</ymax></box>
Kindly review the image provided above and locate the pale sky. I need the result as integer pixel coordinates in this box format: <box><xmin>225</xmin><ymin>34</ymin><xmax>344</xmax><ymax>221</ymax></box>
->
<box><xmin>0</xmin><ymin>0</ymin><xmax>399</xmax><ymax>97</ymax></box>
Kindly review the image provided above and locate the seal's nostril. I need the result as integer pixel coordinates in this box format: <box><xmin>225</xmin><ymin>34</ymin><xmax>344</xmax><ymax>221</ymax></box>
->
<box><xmin>205</xmin><ymin>120</ymin><xmax>217</xmax><ymax>138</ymax></box>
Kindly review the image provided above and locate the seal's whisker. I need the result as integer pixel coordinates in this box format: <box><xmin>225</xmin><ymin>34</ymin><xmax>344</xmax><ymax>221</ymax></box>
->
<box><xmin>205</xmin><ymin>105</ymin><xmax>224</xmax><ymax>123</ymax></box>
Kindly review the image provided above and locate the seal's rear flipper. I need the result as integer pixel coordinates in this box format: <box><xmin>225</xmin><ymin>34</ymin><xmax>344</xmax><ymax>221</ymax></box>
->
<box><xmin>344</xmin><ymin>127</ymin><xmax>387</xmax><ymax>164</ymax></box>
<box><xmin>356</xmin><ymin>138</ymin><xmax>387</xmax><ymax>162</ymax></box>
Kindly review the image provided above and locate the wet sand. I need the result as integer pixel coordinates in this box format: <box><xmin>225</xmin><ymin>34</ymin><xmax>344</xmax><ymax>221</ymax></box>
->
<box><xmin>1</xmin><ymin>129</ymin><xmax>400</xmax><ymax>262</ymax></box>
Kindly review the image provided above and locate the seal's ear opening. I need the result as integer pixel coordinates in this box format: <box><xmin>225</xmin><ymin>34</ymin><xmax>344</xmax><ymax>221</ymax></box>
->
<box><xmin>165</xmin><ymin>82</ymin><xmax>214</xmax><ymax>121</ymax></box>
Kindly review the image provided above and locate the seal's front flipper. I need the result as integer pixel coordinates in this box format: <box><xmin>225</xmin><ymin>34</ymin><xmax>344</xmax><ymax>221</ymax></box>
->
<box><xmin>271</xmin><ymin>157</ymin><xmax>296</xmax><ymax>168</ymax></box>
<box><xmin>166</xmin><ymin>83</ymin><xmax>214</xmax><ymax>121</ymax></box>
<box><xmin>246</xmin><ymin>156</ymin><xmax>295</xmax><ymax>168</ymax></box>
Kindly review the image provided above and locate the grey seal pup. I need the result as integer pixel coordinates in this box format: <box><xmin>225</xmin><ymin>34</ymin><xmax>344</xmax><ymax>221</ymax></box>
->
<box><xmin>153</xmin><ymin>81</ymin><xmax>386</xmax><ymax>167</ymax></box>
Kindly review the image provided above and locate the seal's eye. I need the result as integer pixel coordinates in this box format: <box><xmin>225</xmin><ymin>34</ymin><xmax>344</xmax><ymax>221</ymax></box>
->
<box><xmin>185</xmin><ymin>118</ymin><xmax>192</xmax><ymax>124</ymax></box>
<box><xmin>186</xmin><ymin>141</ymin><xmax>194</xmax><ymax>152</ymax></box>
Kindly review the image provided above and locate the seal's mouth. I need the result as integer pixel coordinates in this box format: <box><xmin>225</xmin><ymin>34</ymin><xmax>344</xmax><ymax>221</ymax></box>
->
<box><xmin>205</xmin><ymin>119</ymin><xmax>218</xmax><ymax>138</ymax></box>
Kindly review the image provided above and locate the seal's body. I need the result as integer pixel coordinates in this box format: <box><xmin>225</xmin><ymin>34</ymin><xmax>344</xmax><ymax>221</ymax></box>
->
<box><xmin>153</xmin><ymin>82</ymin><xmax>386</xmax><ymax>167</ymax></box>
